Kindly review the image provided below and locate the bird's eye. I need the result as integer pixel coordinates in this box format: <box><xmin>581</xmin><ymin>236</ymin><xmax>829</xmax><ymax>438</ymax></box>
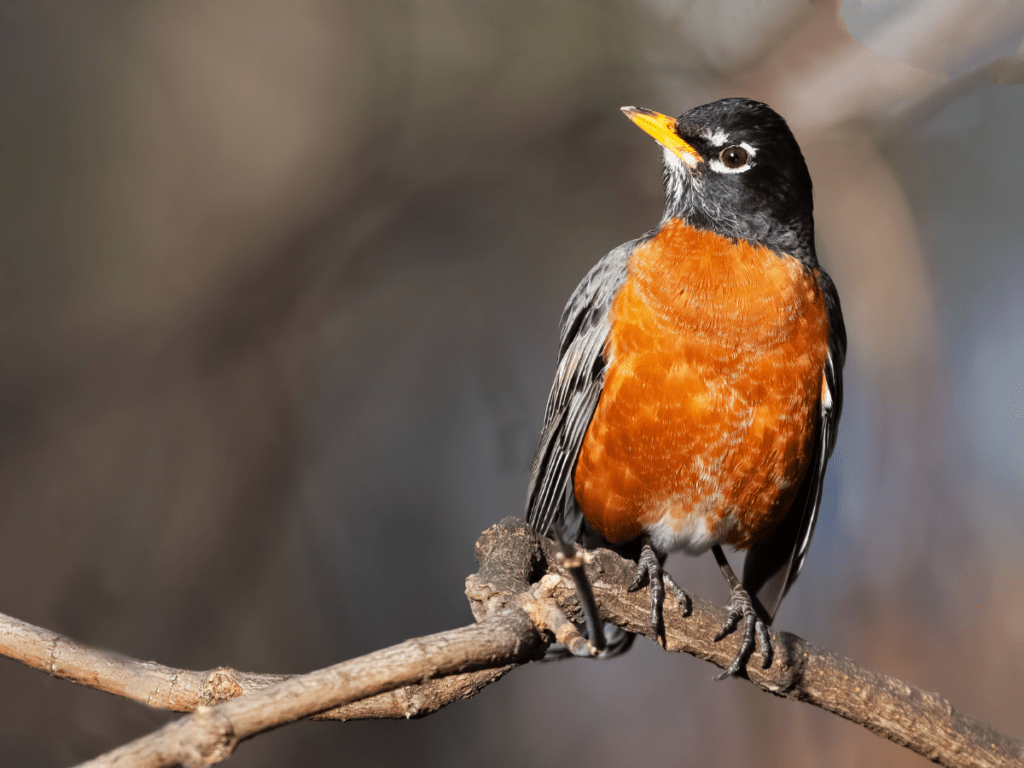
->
<box><xmin>720</xmin><ymin>146</ymin><xmax>749</xmax><ymax>169</ymax></box>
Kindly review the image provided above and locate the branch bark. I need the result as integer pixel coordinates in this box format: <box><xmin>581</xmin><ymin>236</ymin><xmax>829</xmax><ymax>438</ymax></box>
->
<box><xmin>1</xmin><ymin>518</ymin><xmax>1021</xmax><ymax>768</ymax></box>
<box><xmin>0</xmin><ymin>612</ymin><xmax>513</xmax><ymax>722</ymax></box>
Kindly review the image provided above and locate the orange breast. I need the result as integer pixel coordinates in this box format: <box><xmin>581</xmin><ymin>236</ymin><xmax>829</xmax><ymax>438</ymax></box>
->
<box><xmin>573</xmin><ymin>220</ymin><xmax>830</xmax><ymax>549</ymax></box>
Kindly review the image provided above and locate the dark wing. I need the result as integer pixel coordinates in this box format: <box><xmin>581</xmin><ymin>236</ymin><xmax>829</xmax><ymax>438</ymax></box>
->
<box><xmin>525</xmin><ymin>240</ymin><xmax>634</xmax><ymax>541</ymax></box>
<box><xmin>743</xmin><ymin>267</ymin><xmax>847</xmax><ymax>623</ymax></box>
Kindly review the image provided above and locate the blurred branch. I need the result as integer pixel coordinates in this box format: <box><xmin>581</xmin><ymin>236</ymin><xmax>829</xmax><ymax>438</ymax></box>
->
<box><xmin>72</xmin><ymin>615</ymin><xmax>543</xmax><ymax>768</ymax></box>
<box><xmin>0</xmin><ymin>611</ymin><xmax>514</xmax><ymax>722</ymax></box>
<box><xmin>1</xmin><ymin>519</ymin><xmax>1021</xmax><ymax>768</ymax></box>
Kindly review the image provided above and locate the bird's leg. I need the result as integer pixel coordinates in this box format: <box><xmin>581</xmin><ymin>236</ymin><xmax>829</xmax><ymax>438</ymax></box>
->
<box><xmin>628</xmin><ymin>536</ymin><xmax>691</xmax><ymax>640</ymax></box>
<box><xmin>711</xmin><ymin>545</ymin><xmax>773</xmax><ymax>679</ymax></box>
<box><xmin>550</xmin><ymin>520</ymin><xmax>606</xmax><ymax>656</ymax></box>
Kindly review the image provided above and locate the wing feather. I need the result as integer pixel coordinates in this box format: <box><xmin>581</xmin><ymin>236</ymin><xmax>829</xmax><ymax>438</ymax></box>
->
<box><xmin>525</xmin><ymin>240</ymin><xmax>635</xmax><ymax>539</ymax></box>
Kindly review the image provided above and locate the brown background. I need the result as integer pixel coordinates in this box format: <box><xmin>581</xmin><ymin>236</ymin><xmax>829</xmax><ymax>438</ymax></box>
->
<box><xmin>1</xmin><ymin>0</ymin><xmax>1023</xmax><ymax>765</ymax></box>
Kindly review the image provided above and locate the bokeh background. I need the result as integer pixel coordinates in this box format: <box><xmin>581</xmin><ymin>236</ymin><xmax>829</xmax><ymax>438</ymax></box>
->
<box><xmin>2</xmin><ymin>0</ymin><xmax>1022</xmax><ymax>765</ymax></box>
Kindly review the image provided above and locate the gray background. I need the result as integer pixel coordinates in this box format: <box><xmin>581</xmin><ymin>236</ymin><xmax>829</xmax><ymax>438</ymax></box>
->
<box><xmin>1</xmin><ymin>0</ymin><xmax>1022</xmax><ymax>765</ymax></box>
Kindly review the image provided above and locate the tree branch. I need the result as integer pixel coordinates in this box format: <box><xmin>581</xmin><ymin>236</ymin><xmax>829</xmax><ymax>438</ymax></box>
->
<box><xmin>0</xmin><ymin>612</ymin><xmax>514</xmax><ymax>722</ymax></box>
<box><xmin>77</xmin><ymin>615</ymin><xmax>545</xmax><ymax>768</ymax></box>
<box><xmin>1</xmin><ymin>518</ymin><xmax>1021</xmax><ymax>768</ymax></box>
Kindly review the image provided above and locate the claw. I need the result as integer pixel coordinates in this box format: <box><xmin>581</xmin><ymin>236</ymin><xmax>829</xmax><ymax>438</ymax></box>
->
<box><xmin>663</xmin><ymin>571</ymin><xmax>692</xmax><ymax>616</ymax></box>
<box><xmin>713</xmin><ymin>584</ymin><xmax>771</xmax><ymax>680</ymax></box>
<box><xmin>627</xmin><ymin>539</ymin><xmax>689</xmax><ymax>640</ymax></box>
<box><xmin>713</xmin><ymin>609</ymin><xmax>739</xmax><ymax>642</ymax></box>
<box><xmin>627</xmin><ymin>544</ymin><xmax>657</xmax><ymax>592</ymax></box>
<box><xmin>709</xmin><ymin>544</ymin><xmax>772</xmax><ymax>679</ymax></box>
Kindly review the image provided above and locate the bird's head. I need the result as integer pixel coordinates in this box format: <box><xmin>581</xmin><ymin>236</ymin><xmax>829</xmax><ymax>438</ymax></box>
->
<box><xmin>622</xmin><ymin>98</ymin><xmax>816</xmax><ymax>263</ymax></box>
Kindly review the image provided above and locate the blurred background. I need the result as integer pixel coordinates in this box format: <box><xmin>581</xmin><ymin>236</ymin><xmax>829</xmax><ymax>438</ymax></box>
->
<box><xmin>1</xmin><ymin>0</ymin><xmax>1022</xmax><ymax>765</ymax></box>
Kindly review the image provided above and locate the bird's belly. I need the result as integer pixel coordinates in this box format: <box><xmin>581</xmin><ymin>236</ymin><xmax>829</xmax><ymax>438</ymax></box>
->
<box><xmin>573</xmin><ymin>338</ymin><xmax>818</xmax><ymax>550</ymax></box>
<box><xmin>572</xmin><ymin>225</ymin><xmax>829</xmax><ymax>551</ymax></box>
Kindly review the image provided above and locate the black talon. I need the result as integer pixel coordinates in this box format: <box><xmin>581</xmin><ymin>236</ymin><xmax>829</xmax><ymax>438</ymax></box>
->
<box><xmin>627</xmin><ymin>542</ymin><xmax>663</xmax><ymax>634</ymax></box>
<box><xmin>627</xmin><ymin>538</ymin><xmax>689</xmax><ymax>639</ymax></box>
<box><xmin>713</xmin><ymin>609</ymin><xmax>739</xmax><ymax>642</ymax></box>
<box><xmin>627</xmin><ymin>543</ymin><xmax>659</xmax><ymax>592</ymax></box>
<box><xmin>663</xmin><ymin>571</ymin><xmax>692</xmax><ymax>616</ymax></box>
<box><xmin>711</xmin><ymin>545</ymin><xmax>772</xmax><ymax>679</ymax></box>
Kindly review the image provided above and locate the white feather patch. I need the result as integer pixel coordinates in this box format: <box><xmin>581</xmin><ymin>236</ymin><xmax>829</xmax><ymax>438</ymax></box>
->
<box><xmin>645</xmin><ymin>495</ymin><xmax>731</xmax><ymax>555</ymax></box>
<box><xmin>708</xmin><ymin>141</ymin><xmax>757</xmax><ymax>174</ymax></box>
<box><xmin>706</xmin><ymin>128</ymin><xmax>730</xmax><ymax>146</ymax></box>
<box><xmin>822</xmin><ymin>352</ymin><xmax>834</xmax><ymax>410</ymax></box>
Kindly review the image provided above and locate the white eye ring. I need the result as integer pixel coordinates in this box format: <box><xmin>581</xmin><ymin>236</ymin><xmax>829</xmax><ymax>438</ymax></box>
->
<box><xmin>709</xmin><ymin>141</ymin><xmax>756</xmax><ymax>174</ymax></box>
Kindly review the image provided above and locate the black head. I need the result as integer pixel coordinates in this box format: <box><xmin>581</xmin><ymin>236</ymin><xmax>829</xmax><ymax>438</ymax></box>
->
<box><xmin>622</xmin><ymin>98</ymin><xmax>816</xmax><ymax>264</ymax></box>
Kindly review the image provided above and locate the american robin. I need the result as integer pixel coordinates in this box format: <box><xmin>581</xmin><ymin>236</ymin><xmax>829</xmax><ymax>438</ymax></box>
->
<box><xmin>526</xmin><ymin>98</ymin><xmax>846</xmax><ymax>678</ymax></box>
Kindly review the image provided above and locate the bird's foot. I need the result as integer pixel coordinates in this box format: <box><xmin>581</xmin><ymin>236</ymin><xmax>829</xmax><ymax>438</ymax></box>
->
<box><xmin>627</xmin><ymin>540</ymin><xmax>691</xmax><ymax>639</ymax></box>
<box><xmin>713</xmin><ymin>584</ymin><xmax>772</xmax><ymax>680</ymax></box>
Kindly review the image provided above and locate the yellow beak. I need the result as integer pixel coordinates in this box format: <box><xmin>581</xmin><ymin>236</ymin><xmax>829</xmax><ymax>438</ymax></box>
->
<box><xmin>621</xmin><ymin>106</ymin><xmax>700</xmax><ymax>168</ymax></box>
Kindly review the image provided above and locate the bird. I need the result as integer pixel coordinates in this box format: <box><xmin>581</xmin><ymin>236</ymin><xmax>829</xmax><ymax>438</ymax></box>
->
<box><xmin>525</xmin><ymin>98</ymin><xmax>846</xmax><ymax>678</ymax></box>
